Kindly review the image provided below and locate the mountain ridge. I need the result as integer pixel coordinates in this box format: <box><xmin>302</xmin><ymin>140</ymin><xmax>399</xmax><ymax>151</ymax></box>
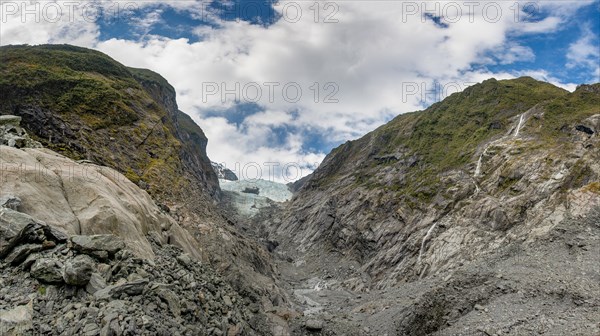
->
<box><xmin>264</xmin><ymin>76</ymin><xmax>599</xmax><ymax>286</ymax></box>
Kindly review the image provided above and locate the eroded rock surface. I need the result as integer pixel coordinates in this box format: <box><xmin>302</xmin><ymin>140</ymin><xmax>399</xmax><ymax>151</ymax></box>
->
<box><xmin>0</xmin><ymin>145</ymin><xmax>201</xmax><ymax>260</ymax></box>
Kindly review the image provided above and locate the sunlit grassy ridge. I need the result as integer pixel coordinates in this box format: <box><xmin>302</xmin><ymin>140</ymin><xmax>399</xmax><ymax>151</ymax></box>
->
<box><xmin>0</xmin><ymin>44</ymin><xmax>213</xmax><ymax>201</ymax></box>
<box><xmin>310</xmin><ymin>77</ymin><xmax>598</xmax><ymax>204</ymax></box>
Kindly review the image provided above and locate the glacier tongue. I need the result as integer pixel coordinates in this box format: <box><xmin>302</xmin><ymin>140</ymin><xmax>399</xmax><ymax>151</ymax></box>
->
<box><xmin>219</xmin><ymin>179</ymin><xmax>293</xmax><ymax>203</ymax></box>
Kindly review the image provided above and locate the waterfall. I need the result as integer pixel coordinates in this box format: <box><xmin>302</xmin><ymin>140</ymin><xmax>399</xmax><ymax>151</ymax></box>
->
<box><xmin>514</xmin><ymin>114</ymin><xmax>525</xmax><ymax>137</ymax></box>
<box><xmin>474</xmin><ymin>147</ymin><xmax>488</xmax><ymax>177</ymax></box>
<box><xmin>474</xmin><ymin>153</ymin><xmax>484</xmax><ymax>177</ymax></box>
<box><xmin>417</xmin><ymin>222</ymin><xmax>438</xmax><ymax>265</ymax></box>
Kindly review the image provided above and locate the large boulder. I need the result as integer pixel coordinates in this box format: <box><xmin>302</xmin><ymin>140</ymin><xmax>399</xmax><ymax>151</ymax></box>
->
<box><xmin>30</xmin><ymin>258</ymin><xmax>64</xmax><ymax>284</ymax></box>
<box><xmin>0</xmin><ymin>301</ymin><xmax>33</xmax><ymax>335</ymax></box>
<box><xmin>0</xmin><ymin>211</ymin><xmax>68</xmax><ymax>260</ymax></box>
<box><xmin>63</xmin><ymin>255</ymin><xmax>95</xmax><ymax>286</ymax></box>
<box><xmin>71</xmin><ymin>235</ymin><xmax>125</xmax><ymax>258</ymax></box>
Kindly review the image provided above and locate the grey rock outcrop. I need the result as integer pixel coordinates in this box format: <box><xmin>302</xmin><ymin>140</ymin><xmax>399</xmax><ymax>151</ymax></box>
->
<box><xmin>0</xmin><ymin>145</ymin><xmax>202</xmax><ymax>260</ymax></box>
<box><xmin>63</xmin><ymin>255</ymin><xmax>95</xmax><ymax>286</ymax></box>
<box><xmin>211</xmin><ymin>162</ymin><xmax>239</xmax><ymax>181</ymax></box>
<box><xmin>0</xmin><ymin>115</ymin><xmax>42</xmax><ymax>149</ymax></box>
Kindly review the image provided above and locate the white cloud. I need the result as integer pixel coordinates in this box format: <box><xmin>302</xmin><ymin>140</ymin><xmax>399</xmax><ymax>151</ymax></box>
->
<box><xmin>0</xmin><ymin>1</ymin><xmax>99</xmax><ymax>46</ymax></box>
<box><xmin>566</xmin><ymin>25</ymin><xmax>600</xmax><ymax>83</ymax></box>
<box><xmin>0</xmin><ymin>0</ymin><xmax>594</xmax><ymax>181</ymax></box>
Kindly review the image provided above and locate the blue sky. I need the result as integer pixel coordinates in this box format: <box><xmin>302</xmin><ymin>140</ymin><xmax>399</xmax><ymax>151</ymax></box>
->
<box><xmin>1</xmin><ymin>0</ymin><xmax>599</xmax><ymax>181</ymax></box>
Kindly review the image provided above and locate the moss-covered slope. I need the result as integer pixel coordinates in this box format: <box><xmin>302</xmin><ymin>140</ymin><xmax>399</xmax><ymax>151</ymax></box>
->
<box><xmin>306</xmin><ymin>77</ymin><xmax>598</xmax><ymax>202</ymax></box>
<box><xmin>0</xmin><ymin>44</ymin><xmax>219</xmax><ymax>205</ymax></box>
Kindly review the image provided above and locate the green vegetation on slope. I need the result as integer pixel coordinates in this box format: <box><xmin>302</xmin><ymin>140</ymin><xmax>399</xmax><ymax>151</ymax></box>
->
<box><xmin>311</xmin><ymin>77</ymin><xmax>600</xmax><ymax>205</ymax></box>
<box><xmin>0</xmin><ymin>44</ymin><xmax>215</xmax><ymax>202</ymax></box>
<box><xmin>531</xmin><ymin>83</ymin><xmax>600</xmax><ymax>142</ymax></box>
<box><xmin>380</xmin><ymin>77</ymin><xmax>568</xmax><ymax>169</ymax></box>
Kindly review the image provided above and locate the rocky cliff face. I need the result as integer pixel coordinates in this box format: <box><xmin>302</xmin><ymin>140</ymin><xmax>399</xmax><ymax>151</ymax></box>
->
<box><xmin>0</xmin><ymin>45</ymin><xmax>288</xmax><ymax>334</ymax></box>
<box><xmin>267</xmin><ymin>78</ymin><xmax>600</xmax><ymax>290</ymax></box>
<box><xmin>0</xmin><ymin>44</ymin><xmax>219</xmax><ymax>208</ymax></box>
<box><xmin>0</xmin><ymin>117</ymin><xmax>274</xmax><ymax>335</ymax></box>
<box><xmin>211</xmin><ymin>162</ymin><xmax>239</xmax><ymax>181</ymax></box>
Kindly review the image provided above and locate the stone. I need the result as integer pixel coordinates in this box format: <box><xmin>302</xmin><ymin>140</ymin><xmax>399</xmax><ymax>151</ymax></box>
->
<box><xmin>71</xmin><ymin>235</ymin><xmax>125</xmax><ymax>258</ymax></box>
<box><xmin>30</xmin><ymin>258</ymin><xmax>64</xmax><ymax>284</ymax></box>
<box><xmin>94</xmin><ymin>279</ymin><xmax>149</xmax><ymax>300</ymax></box>
<box><xmin>0</xmin><ymin>301</ymin><xmax>33</xmax><ymax>334</ymax></box>
<box><xmin>4</xmin><ymin>244</ymin><xmax>43</xmax><ymax>265</ymax></box>
<box><xmin>305</xmin><ymin>319</ymin><xmax>324</xmax><ymax>331</ymax></box>
<box><xmin>21</xmin><ymin>253</ymin><xmax>40</xmax><ymax>271</ymax></box>
<box><xmin>0</xmin><ymin>210</ymin><xmax>68</xmax><ymax>261</ymax></box>
<box><xmin>83</xmin><ymin>323</ymin><xmax>100</xmax><ymax>336</ymax></box>
<box><xmin>575</xmin><ymin>125</ymin><xmax>594</xmax><ymax>135</ymax></box>
<box><xmin>63</xmin><ymin>255</ymin><xmax>95</xmax><ymax>286</ymax></box>
<box><xmin>42</xmin><ymin>240</ymin><xmax>57</xmax><ymax>249</ymax></box>
<box><xmin>42</xmin><ymin>225</ymin><xmax>69</xmax><ymax>243</ymax></box>
<box><xmin>93</xmin><ymin>287</ymin><xmax>113</xmax><ymax>301</ymax></box>
<box><xmin>222</xmin><ymin>295</ymin><xmax>233</xmax><ymax>307</ymax></box>
<box><xmin>0</xmin><ymin>195</ymin><xmax>21</xmax><ymax>211</ymax></box>
<box><xmin>100</xmin><ymin>318</ymin><xmax>121</xmax><ymax>336</ymax></box>
<box><xmin>86</xmin><ymin>273</ymin><xmax>108</xmax><ymax>294</ymax></box>
<box><xmin>0</xmin><ymin>209</ymin><xmax>41</xmax><ymax>255</ymax></box>
<box><xmin>242</xmin><ymin>187</ymin><xmax>260</xmax><ymax>195</ymax></box>
<box><xmin>227</xmin><ymin>324</ymin><xmax>242</xmax><ymax>336</ymax></box>
<box><xmin>39</xmin><ymin>323</ymin><xmax>52</xmax><ymax>333</ymax></box>
<box><xmin>105</xmin><ymin>300</ymin><xmax>126</xmax><ymax>312</ymax></box>
<box><xmin>147</xmin><ymin>284</ymin><xmax>181</xmax><ymax>317</ymax></box>
<box><xmin>92</xmin><ymin>250</ymin><xmax>109</xmax><ymax>260</ymax></box>
<box><xmin>176</xmin><ymin>253</ymin><xmax>192</xmax><ymax>267</ymax></box>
